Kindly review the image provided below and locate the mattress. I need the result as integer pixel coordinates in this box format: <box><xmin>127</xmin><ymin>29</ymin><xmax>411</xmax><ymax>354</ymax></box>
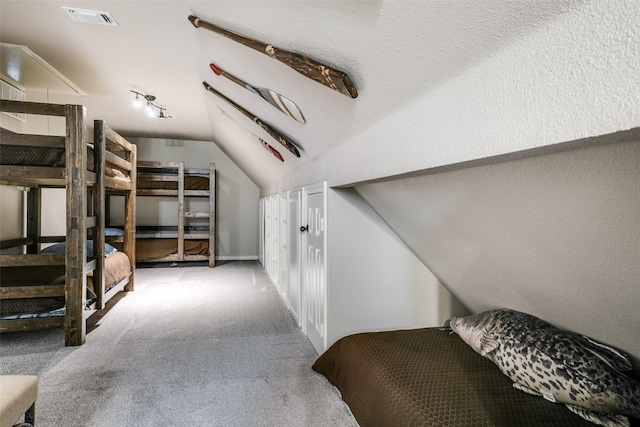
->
<box><xmin>0</xmin><ymin>144</ymin><xmax>130</xmax><ymax>182</ymax></box>
<box><xmin>134</xmin><ymin>238</ymin><xmax>209</xmax><ymax>260</ymax></box>
<box><xmin>0</xmin><ymin>251</ymin><xmax>131</xmax><ymax>316</ymax></box>
<box><xmin>137</xmin><ymin>175</ymin><xmax>209</xmax><ymax>190</ymax></box>
<box><xmin>89</xmin><ymin>251</ymin><xmax>131</xmax><ymax>292</ymax></box>
<box><xmin>313</xmin><ymin>328</ymin><xmax>608</xmax><ymax>427</ymax></box>
<box><xmin>0</xmin><ymin>145</ymin><xmax>67</xmax><ymax>168</ymax></box>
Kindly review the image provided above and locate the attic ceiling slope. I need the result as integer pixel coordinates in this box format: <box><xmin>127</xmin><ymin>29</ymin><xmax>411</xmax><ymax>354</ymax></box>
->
<box><xmin>261</xmin><ymin>0</ymin><xmax>639</xmax><ymax>195</ymax></box>
<box><xmin>2</xmin><ymin>0</ymin><xmax>585</xmax><ymax>190</ymax></box>
<box><xmin>192</xmin><ymin>0</ymin><xmax>584</xmax><ymax>191</ymax></box>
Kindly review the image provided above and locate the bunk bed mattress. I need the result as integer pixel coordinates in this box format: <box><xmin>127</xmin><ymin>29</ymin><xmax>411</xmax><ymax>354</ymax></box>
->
<box><xmin>0</xmin><ymin>145</ymin><xmax>130</xmax><ymax>182</ymax></box>
<box><xmin>137</xmin><ymin>175</ymin><xmax>209</xmax><ymax>190</ymax></box>
<box><xmin>0</xmin><ymin>252</ymin><xmax>131</xmax><ymax>316</ymax></box>
<box><xmin>0</xmin><ymin>145</ymin><xmax>65</xmax><ymax>168</ymax></box>
<box><xmin>88</xmin><ymin>251</ymin><xmax>131</xmax><ymax>292</ymax></box>
<box><xmin>135</xmin><ymin>239</ymin><xmax>208</xmax><ymax>260</ymax></box>
<box><xmin>312</xmin><ymin>327</ymin><xmax>598</xmax><ymax>427</ymax></box>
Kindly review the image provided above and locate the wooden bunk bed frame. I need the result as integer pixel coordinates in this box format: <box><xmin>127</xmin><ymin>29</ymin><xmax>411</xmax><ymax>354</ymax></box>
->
<box><xmin>0</xmin><ymin>100</ymin><xmax>136</xmax><ymax>346</ymax></box>
<box><xmin>135</xmin><ymin>161</ymin><xmax>216</xmax><ymax>267</ymax></box>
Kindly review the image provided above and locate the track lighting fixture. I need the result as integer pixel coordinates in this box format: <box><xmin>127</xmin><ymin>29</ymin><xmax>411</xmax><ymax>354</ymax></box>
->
<box><xmin>130</xmin><ymin>90</ymin><xmax>173</xmax><ymax>119</ymax></box>
<box><xmin>158</xmin><ymin>108</ymin><xmax>171</xmax><ymax>119</ymax></box>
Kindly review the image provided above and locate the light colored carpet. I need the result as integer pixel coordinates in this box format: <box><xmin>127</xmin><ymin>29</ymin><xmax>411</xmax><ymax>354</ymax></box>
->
<box><xmin>0</xmin><ymin>261</ymin><xmax>358</xmax><ymax>427</ymax></box>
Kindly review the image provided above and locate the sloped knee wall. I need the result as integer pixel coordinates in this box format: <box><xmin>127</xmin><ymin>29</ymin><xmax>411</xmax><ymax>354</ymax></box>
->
<box><xmin>355</xmin><ymin>137</ymin><xmax>640</xmax><ymax>369</ymax></box>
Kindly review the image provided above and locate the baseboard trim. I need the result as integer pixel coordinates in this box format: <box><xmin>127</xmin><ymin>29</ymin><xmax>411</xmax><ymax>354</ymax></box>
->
<box><xmin>216</xmin><ymin>256</ymin><xmax>259</xmax><ymax>261</ymax></box>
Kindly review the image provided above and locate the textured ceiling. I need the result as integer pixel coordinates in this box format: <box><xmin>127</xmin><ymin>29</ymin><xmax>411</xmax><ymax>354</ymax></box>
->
<box><xmin>0</xmin><ymin>0</ymin><xmax>580</xmax><ymax>188</ymax></box>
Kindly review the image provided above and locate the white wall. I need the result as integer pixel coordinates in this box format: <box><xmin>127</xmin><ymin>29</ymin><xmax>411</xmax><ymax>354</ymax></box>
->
<box><xmin>40</xmin><ymin>188</ymin><xmax>66</xmax><ymax>237</ymax></box>
<box><xmin>0</xmin><ymin>185</ymin><xmax>23</xmax><ymax>254</ymax></box>
<box><xmin>124</xmin><ymin>137</ymin><xmax>259</xmax><ymax>260</ymax></box>
<box><xmin>326</xmin><ymin>188</ymin><xmax>467</xmax><ymax>346</ymax></box>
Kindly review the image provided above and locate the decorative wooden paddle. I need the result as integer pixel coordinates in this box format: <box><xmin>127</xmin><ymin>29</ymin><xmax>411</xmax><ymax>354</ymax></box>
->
<box><xmin>189</xmin><ymin>15</ymin><xmax>358</xmax><ymax>99</ymax></box>
<box><xmin>217</xmin><ymin>107</ymin><xmax>284</xmax><ymax>162</ymax></box>
<box><xmin>203</xmin><ymin>81</ymin><xmax>301</xmax><ymax>158</ymax></box>
<box><xmin>210</xmin><ymin>62</ymin><xmax>306</xmax><ymax>124</ymax></box>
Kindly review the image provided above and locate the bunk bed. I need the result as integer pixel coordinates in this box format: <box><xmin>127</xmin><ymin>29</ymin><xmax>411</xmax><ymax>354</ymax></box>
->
<box><xmin>133</xmin><ymin>161</ymin><xmax>216</xmax><ymax>267</ymax></box>
<box><xmin>0</xmin><ymin>100</ymin><xmax>136</xmax><ymax>346</ymax></box>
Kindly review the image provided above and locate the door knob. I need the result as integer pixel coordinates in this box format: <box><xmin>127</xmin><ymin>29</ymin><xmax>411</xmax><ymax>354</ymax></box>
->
<box><xmin>300</xmin><ymin>225</ymin><xmax>309</xmax><ymax>232</ymax></box>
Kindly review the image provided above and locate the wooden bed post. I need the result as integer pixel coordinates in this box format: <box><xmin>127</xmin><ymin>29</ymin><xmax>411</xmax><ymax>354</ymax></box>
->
<box><xmin>93</xmin><ymin>120</ymin><xmax>106</xmax><ymax>309</ymax></box>
<box><xmin>209</xmin><ymin>163</ymin><xmax>216</xmax><ymax>268</ymax></box>
<box><xmin>26</xmin><ymin>188</ymin><xmax>41</xmax><ymax>254</ymax></box>
<box><xmin>177</xmin><ymin>162</ymin><xmax>185</xmax><ymax>262</ymax></box>
<box><xmin>64</xmin><ymin>104</ymin><xmax>87</xmax><ymax>346</ymax></box>
<box><xmin>124</xmin><ymin>144</ymin><xmax>136</xmax><ymax>291</ymax></box>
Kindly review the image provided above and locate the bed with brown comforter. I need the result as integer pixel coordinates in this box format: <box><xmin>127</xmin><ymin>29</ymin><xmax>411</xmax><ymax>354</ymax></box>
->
<box><xmin>312</xmin><ymin>327</ymin><xmax>633</xmax><ymax>427</ymax></box>
<box><xmin>111</xmin><ymin>239</ymin><xmax>208</xmax><ymax>263</ymax></box>
<box><xmin>0</xmin><ymin>251</ymin><xmax>131</xmax><ymax>318</ymax></box>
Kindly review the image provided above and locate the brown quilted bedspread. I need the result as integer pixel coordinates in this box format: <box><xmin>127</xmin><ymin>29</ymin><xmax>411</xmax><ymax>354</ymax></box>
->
<box><xmin>313</xmin><ymin>328</ymin><xmax>608</xmax><ymax>427</ymax></box>
<box><xmin>134</xmin><ymin>238</ymin><xmax>209</xmax><ymax>261</ymax></box>
<box><xmin>88</xmin><ymin>251</ymin><xmax>131</xmax><ymax>290</ymax></box>
<box><xmin>0</xmin><ymin>251</ymin><xmax>130</xmax><ymax>315</ymax></box>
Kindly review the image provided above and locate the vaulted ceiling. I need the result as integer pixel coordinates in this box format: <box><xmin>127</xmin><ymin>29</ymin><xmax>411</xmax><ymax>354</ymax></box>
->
<box><xmin>0</xmin><ymin>0</ymin><xmax>579</xmax><ymax>189</ymax></box>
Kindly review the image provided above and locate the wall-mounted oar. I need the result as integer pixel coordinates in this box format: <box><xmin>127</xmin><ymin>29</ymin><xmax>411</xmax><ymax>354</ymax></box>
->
<box><xmin>189</xmin><ymin>15</ymin><xmax>358</xmax><ymax>99</ymax></box>
<box><xmin>203</xmin><ymin>81</ymin><xmax>300</xmax><ymax>158</ymax></box>
<box><xmin>218</xmin><ymin>107</ymin><xmax>284</xmax><ymax>162</ymax></box>
<box><xmin>210</xmin><ymin>63</ymin><xmax>306</xmax><ymax>124</ymax></box>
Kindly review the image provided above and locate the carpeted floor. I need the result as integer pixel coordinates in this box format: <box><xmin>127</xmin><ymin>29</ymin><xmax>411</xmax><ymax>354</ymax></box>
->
<box><xmin>0</xmin><ymin>261</ymin><xmax>358</xmax><ymax>427</ymax></box>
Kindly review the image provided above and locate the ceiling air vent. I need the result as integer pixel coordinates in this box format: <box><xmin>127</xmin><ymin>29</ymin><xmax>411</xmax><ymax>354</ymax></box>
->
<box><xmin>62</xmin><ymin>7</ymin><xmax>118</xmax><ymax>26</ymax></box>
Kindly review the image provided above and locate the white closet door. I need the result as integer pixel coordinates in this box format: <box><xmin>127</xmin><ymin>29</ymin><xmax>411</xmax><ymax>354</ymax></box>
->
<box><xmin>264</xmin><ymin>196</ymin><xmax>272</xmax><ymax>274</ymax></box>
<box><xmin>278</xmin><ymin>193</ymin><xmax>289</xmax><ymax>299</ymax></box>
<box><xmin>259</xmin><ymin>198</ymin><xmax>264</xmax><ymax>266</ymax></box>
<box><xmin>303</xmin><ymin>184</ymin><xmax>326</xmax><ymax>354</ymax></box>
<box><xmin>288</xmin><ymin>189</ymin><xmax>302</xmax><ymax>326</ymax></box>
<box><xmin>270</xmin><ymin>194</ymin><xmax>279</xmax><ymax>283</ymax></box>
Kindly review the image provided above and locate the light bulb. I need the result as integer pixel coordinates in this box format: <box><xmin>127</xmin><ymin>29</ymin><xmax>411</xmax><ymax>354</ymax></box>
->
<box><xmin>133</xmin><ymin>94</ymin><xmax>142</xmax><ymax>108</ymax></box>
<box><xmin>146</xmin><ymin>102</ymin><xmax>155</xmax><ymax>117</ymax></box>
